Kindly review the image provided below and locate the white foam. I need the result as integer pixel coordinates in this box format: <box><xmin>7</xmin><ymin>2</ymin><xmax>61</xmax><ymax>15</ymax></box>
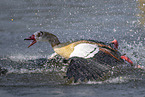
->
<box><xmin>85</xmin><ymin>76</ymin><xmax>129</xmax><ymax>85</ymax></box>
<box><xmin>68</xmin><ymin>76</ymin><xmax>129</xmax><ymax>85</ymax></box>
<box><xmin>104</xmin><ymin>76</ymin><xmax>128</xmax><ymax>84</ymax></box>
<box><xmin>7</xmin><ymin>68</ymin><xmax>42</xmax><ymax>74</ymax></box>
<box><xmin>6</xmin><ymin>67</ymin><xmax>56</xmax><ymax>74</ymax></box>
<box><xmin>8</xmin><ymin>54</ymin><xmax>47</xmax><ymax>62</ymax></box>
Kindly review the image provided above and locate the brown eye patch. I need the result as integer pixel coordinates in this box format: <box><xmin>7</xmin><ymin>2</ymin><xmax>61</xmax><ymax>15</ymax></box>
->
<box><xmin>37</xmin><ymin>31</ymin><xmax>43</xmax><ymax>37</ymax></box>
<box><xmin>37</xmin><ymin>33</ymin><xmax>41</xmax><ymax>37</ymax></box>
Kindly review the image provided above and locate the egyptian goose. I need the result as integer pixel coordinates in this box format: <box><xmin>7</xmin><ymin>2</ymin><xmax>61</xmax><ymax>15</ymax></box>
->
<box><xmin>24</xmin><ymin>31</ymin><xmax>121</xmax><ymax>60</ymax></box>
<box><xmin>24</xmin><ymin>31</ymin><xmax>132</xmax><ymax>82</ymax></box>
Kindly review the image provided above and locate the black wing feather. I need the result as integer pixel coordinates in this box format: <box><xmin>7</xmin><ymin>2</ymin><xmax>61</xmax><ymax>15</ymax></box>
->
<box><xmin>66</xmin><ymin>57</ymin><xmax>111</xmax><ymax>82</ymax></box>
<box><xmin>66</xmin><ymin>50</ymin><xmax>125</xmax><ymax>82</ymax></box>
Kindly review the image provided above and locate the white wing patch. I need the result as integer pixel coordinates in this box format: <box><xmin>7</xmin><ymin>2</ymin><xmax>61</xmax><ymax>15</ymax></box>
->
<box><xmin>70</xmin><ymin>43</ymin><xmax>99</xmax><ymax>58</ymax></box>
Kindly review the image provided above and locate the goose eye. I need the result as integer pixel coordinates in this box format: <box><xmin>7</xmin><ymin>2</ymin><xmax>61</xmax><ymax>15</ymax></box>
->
<box><xmin>37</xmin><ymin>32</ymin><xmax>43</xmax><ymax>37</ymax></box>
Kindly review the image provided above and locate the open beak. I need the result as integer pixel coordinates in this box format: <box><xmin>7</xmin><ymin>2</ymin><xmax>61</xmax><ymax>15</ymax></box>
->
<box><xmin>24</xmin><ymin>35</ymin><xmax>37</xmax><ymax>48</ymax></box>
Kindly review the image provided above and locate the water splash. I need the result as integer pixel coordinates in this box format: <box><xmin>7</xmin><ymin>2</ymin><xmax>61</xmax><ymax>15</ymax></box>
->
<box><xmin>119</xmin><ymin>41</ymin><xmax>145</xmax><ymax>66</ymax></box>
<box><xmin>0</xmin><ymin>53</ymin><xmax>68</xmax><ymax>75</ymax></box>
<box><xmin>86</xmin><ymin>76</ymin><xmax>129</xmax><ymax>84</ymax></box>
<box><xmin>0</xmin><ymin>47</ymin><xmax>145</xmax><ymax>85</ymax></box>
<box><xmin>8</xmin><ymin>54</ymin><xmax>48</xmax><ymax>62</ymax></box>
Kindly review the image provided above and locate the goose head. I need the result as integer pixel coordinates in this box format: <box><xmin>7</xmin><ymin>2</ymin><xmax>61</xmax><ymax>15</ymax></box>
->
<box><xmin>24</xmin><ymin>31</ymin><xmax>60</xmax><ymax>48</ymax></box>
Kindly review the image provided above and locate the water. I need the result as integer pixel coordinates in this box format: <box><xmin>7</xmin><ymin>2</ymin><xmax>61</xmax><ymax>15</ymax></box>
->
<box><xmin>0</xmin><ymin>0</ymin><xmax>145</xmax><ymax>97</ymax></box>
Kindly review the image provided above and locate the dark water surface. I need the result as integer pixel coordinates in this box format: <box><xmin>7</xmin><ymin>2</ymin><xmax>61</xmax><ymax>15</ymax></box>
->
<box><xmin>0</xmin><ymin>0</ymin><xmax>145</xmax><ymax>97</ymax></box>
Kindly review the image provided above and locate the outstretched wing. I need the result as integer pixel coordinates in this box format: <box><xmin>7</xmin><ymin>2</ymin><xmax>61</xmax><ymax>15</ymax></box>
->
<box><xmin>66</xmin><ymin>57</ymin><xmax>110</xmax><ymax>82</ymax></box>
<box><xmin>66</xmin><ymin>50</ymin><xmax>124</xmax><ymax>82</ymax></box>
<box><xmin>64</xmin><ymin>40</ymin><xmax>126</xmax><ymax>82</ymax></box>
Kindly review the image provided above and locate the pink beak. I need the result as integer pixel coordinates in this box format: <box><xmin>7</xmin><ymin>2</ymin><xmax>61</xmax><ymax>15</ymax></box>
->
<box><xmin>24</xmin><ymin>35</ymin><xmax>37</xmax><ymax>48</ymax></box>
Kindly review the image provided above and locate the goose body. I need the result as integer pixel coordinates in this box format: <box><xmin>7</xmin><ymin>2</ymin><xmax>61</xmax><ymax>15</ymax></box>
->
<box><xmin>24</xmin><ymin>31</ymin><xmax>134</xmax><ymax>82</ymax></box>
<box><xmin>53</xmin><ymin>40</ymin><xmax>100</xmax><ymax>59</ymax></box>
